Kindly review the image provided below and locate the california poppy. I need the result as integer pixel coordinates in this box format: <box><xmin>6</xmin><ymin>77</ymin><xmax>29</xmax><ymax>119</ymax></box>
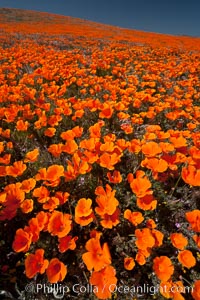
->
<box><xmin>89</xmin><ymin>265</ymin><xmax>117</xmax><ymax>299</ymax></box>
<box><xmin>124</xmin><ymin>209</ymin><xmax>144</xmax><ymax>226</ymax></box>
<box><xmin>185</xmin><ymin>210</ymin><xmax>200</xmax><ymax>232</ymax></box>
<box><xmin>135</xmin><ymin>228</ymin><xmax>155</xmax><ymax>250</ymax></box>
<box><xmin>192</xmin><ymin>280</ymin><xmax>200</xmax><ymax>300</ymax></box>
<box><xmin>12</xmin><ymin>228</ymin><xmax>32</xmax><ymax>252</ymax></box>
<box><xmin>136</xmin><ymin>194</ymin><xmax>157</xmax><ymax>210</ymax></box>
<box><xmin>33</xmin><ymin>186</ymin><xmax>50</xmax><ymax>203</ymax></box>
<box><xmin>16</xmin><ymin>120</ymin><xmax>29</xmax><ymax>131</ymax></box>
<box><xmin>24</xmin><ymin>149</ymin><xmax>39</xmax><ymax>163</ymax></box>
<box><xmin>95</xmin><ymin>184</ymin><xmax>119</xmax><ymax>216</ymax></box>
<box><xmin>21</xmin><ymin>178</ymin><xmax>36</xmax><ymax>193</ymax></box>
<box><xmin>100</xmin><ymin>208</ymin><xmax>120</xmax><ymax>229</ymax></box>
<box><xmin>177</xmin><ymin>250</ymin><xmax>196</xmax><ymax>269</ymax></box>
<box><xmin>25</xmin><ymin>249</ymin><xmax>49</xmax><ymax>278</ymax></box>
<box><xmin>47</xmin><ymin>211</ymin><xmax>72</xmax><ymax>238</ymax></box>
<box><xmin>75</xmin><ymin>198</ymin><xmax>94</xmax><ymax>226</ymax></box>
<box><xmin>170</xmin><ymin>233</ymin><xmax>188</xmax><ymax>250</ymax></box>
<box><xmin>44</xmin><ymin>127</ymin><xmax>56</xmax><ymax>137</ymax></box>
<box><xmin>82</xmin><ymin>237</ymin><xmax>111</xmax><ymax>271</ymax></box>
<box><xmin>124</xmin><ymin>257</ymin><xmax>135</xmax><ymax>270</ymax></box>
<box><xmin>20</xmin><ymin>199</ymin><xmax>34</xmax><ymax>213</ymax></box>
<box><xmin>153</xmin><ymin>256</ymin><xmax>174</xmax><ymax>281</ymax></box>
<box><xmin>58</xmin><ymin>235</ymin><xmax>78</xmax><ymax>253</ymax></box>
<box><xmin>182</xmin><ymin>165</ymin><xmax>200</xmax><ymax>187</ymax></box>
<box><xmin>129</xmin><ymin>172</ymin><xmax>152</xmax><ymax>198</ymax></box>
<box><xmin>193</xmin><ymin>234</ymin><xmax>200</xmax><ymax>248</ymax></box>
<box><xmin>141</xmin><ymin>141</ymin><xmax>162</xmax><ymax>157</ymax></box>
<box><xmin>48</xmin><ymin>143</ymin><xmax>63</xmax><ymax>157</ymax></box>
<box><xmin>6</xmin><ymin>161</ymin><xmax>27</xmax><ymax>177</ymax></box>
<box><xmin>99</xmin><ymin>152</ymin><xmax>121</xmax><ymax>170</ymax></box>
<box><xmin>46</xmin><ymin>258</ymin><xmax>67</xmax><ymax>283</ymax></box>
<box><xmin>107</xmin><ymin>170</ymin><xmax>122</xmax><ymax>183</ymax></box>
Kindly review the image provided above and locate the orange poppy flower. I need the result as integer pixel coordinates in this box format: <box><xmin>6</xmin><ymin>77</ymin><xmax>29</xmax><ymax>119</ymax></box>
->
<box><xmin>20</xmin><ymin>199</ymin><xmax>34</xmax><ymax>213</ymax></box>
<box><xmin>16</xmin><ymin>120</ymin><xmax>29</xmax><ymax>131</ymax></box>
<box><xmin>100</xmin><ymin>208</ymin><xmax>120</xmax><ymax>229</ymax></box>
<box><xmin>58</xmin><ymin>235</ymin><xmax>78</xmax><ymax>253</ymax></box>
<box><xmin>12</xmin><ymin>228</ymin><xmax>32</xmax><ymax>252</ymax></box>
<box><xmin>95</xmin><ymin>184</ymin><xmax>119</xmax><ymax>216</ymax></box>
<box><xmin>48</xmin><ymin>143</ymin><xmax>63</xmax><ymax>157</ymax></box>
<box><xmin>135</xmin><ymin>249</ymin><xmax>149</xmax><ymax>265</ymax></box>
<box><xmin>0</xmin><ymin>154</ymin><xmax>11</xmax><ymax>165</ymax></box>
<box><xmin>107</xmin><ymin>170</ymin><xmax>122</xmax><ymax>183</ymax></box>
<box><xmin>177</xmin><ymin>250</ymin><xmax>196</xmax><ymax>269</ymax></box>
<box><xmin>0</xmin><ymin>142</ymin><xmax>4</xmax><ymax>154</ymax></box>
<box><xmin>170</xmin><ymin>233</ymin><xmax>188</xmax><ymax>250</ymax></box>
<box><xmin>72</xmin><ymin>126</ymin><xmax>83</xmax><ymax>137</ymax></box>
<box><xmin>170</xmin><ymin>136</ymin><xmax>187</xmax><ymax>148</ymax></box>
<box><xmin>80</xmin><ymin>137</ymin><xmax>100</xmax><ymax>151</ymax></box>
<box><xmin>146</xmin><ymin>219</ymin><xmax>157</xmax><ymax>229</ymax></box>
<box><xmin>89</xmin><ymin>265</ymin><xmax>117</xmax><ymax>300</ymax></box>
<box><xmin>120</xmin><ymin>123</ymin><xmax>133</xmax><ymax>134</ymax></box>
<box><xmin>159</xmin><ymin>142</ymin><xmax>175</xmax><ymax>153</ymax></box>
<box><xmin>182</xmin><ymin>165</ymin><xmax>200</xmax><ymax>186</ymax></box>
<box><xmin>193</xmin><ymin>235</ymin><xmax>200</xmax><ymax>248</ymax></box>
<box><xmin>129</xmin><ymin>172</ymin><xmax>152</xmax><ymax>198</ymax></box>
<box><xmin>0</xmin><ymin>166</ymin><xmax>7</xmax><ymax>177</ymax></box>
<box><xmin>128</xmin><ymin>139</ymin><xmax>141</xmax><ymax>154</ymax></box>
<box><xmin>46</xmin><ymin>164</ymin><xmax>64</xmax><ymax>182</ymax></box>
<box><xmin>25</xmin><ymin>217</ymin><xmax>40</xmax><ymax>242</ymax></box>
<box><xmin>25</xmin><ymin>249</ymin><xmax>49</xmax><ymax>278</ymax></box>
<box><xmin>99</xmin><ymin>103</ymin><xmax>113</xmax><ymax>119</ymax></box>
<box><xmin>21</xmin><ymin>178</ymin><xmax>36</xmax><ymax>193</ymax></box>
<box><xmin>135</xmin><ymin>228</ymin><xmax>155</xmax><ymax>250</ymax></box>
<box><xmin>185</xmin><ymin>210</ymin><xmax>200</xmax><ymax>232</ymax></box>
<box><xmin>64</xmin><ymin>152</ymin><xmax>91</xmax><ymax>180</ymax></box>
<box><xmin>54</xmin><ymin>191</ymin><xmax>70</xmax><ymax>205</ymax></box>
<box><xmin>33</xmin><ymin>186</ymin><xmax>50</xmax><ymax>203</ymax></box>
<box><xmin>44</xmin><ymin>127</ymin><xmax>56</xmax><ymax>137</ymax></box>
<box><xmin>124</xmin><ymin>209</ymin><xmax>144</xmax><ymax>226</ymax></box>
<box><xmin>100</xmin><ymin>141</ymin><xmax>115</xmax><ymax>152</ymax></box>
<box><xmin>36</xmin><ymin>211</ymin><xmax>49</xmax><ymax>231</ymax></box>
<box><xmin>89</xmin><ymin>122</ymin><xmax>103</xmax><ymax>138</ymax></box>
<box><xmin>75</xmin><ymin>198</ymin><xmax>94</xmax><ymax>226</ymax></box>
<box><xmin>43</xmin><ymin>196</ymin><xmax>59</xmax><ymax>211</ymax></box>
<box><xmin>151</xmin><ymin>229</ymin><xmax>164</xmax><ymax>247</ymax></box>
<box><xmin>0</xmin><ymin>182</ymin><xmax>25</xmax><ymax>220</ymax></box>
<box><xmin>141</xmin><ymin>157</ymin><xmax>168</xmax><ymax>173</ymax></box>
<box><xmin>82</xmin><ymin>237</ymin><xmax>111</xmax><ymax>271</ymax></box>
<box><xmin>153</xmin><ymin>256</ymin><xmax>174</xmax><ymax>281</ymax></box>
<box><xmin>62</xmin><ymin>140</ymin><xmax>78</xmax><ymax>154</ymax></box>
<box><xmin>192</xmin><ymin>280</ymin><xmax>200</xmax><ymax>300</ymax></box>
<box><xmin>46</xmin><ymin>258</ymin><xmax>67</xmax><ymax>283</ymax></box>
<box><xmin>141</xmin><ymin>141</ymin><xmax>162</xmax><ymax>157</ymax></box>
<box><xmin>24</xmin><ymin>149</ymin><xmax>39</xmax><ymax>163</ymax></box>
<box><xmin>136</xmin><ymin>194</ymin><xmax>157</xmax><ymax>210</ymax></box>
<box><xmin>0</xmin><ymin>191</ymin><xmax>6</xmax><ymax>204</ymax></box>
<box><xmin>47</xmin><ymin>210</ymin><xmax>72</xmax><ymax>238</ymax></box>
<box><xmin>124</xmin><ymin>257</ymin><xmax>135</xmax><ymax>270</ymax></box>
<box><xmin>99</xmin><ymin>152</ymin><xmax>121</xmax><ymax>170</ymax></box>
<box><xmin>6</xmin><ymin>161</ymin><xmax>27</xmax><ymax>177</ymax></box>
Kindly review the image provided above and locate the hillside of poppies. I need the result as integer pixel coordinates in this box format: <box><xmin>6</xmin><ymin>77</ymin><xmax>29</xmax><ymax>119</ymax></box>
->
<box><xmin>0</xmin><ymin>7</ymin><xmax>200</xmax><ymax>300</ymax></box>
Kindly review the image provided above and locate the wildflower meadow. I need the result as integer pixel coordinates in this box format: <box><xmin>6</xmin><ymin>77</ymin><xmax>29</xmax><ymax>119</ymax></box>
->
<box><xmin>0</xmin><ymin>7</ymin><xmax>200</xmax><ymax>300</ymax></box>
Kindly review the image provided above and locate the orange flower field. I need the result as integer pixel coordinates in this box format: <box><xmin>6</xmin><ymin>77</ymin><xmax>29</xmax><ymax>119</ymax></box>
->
<box><xmin>0</xmin><ymin>7</ymin><xmax>200</xmax><ymax>300</ymax></box>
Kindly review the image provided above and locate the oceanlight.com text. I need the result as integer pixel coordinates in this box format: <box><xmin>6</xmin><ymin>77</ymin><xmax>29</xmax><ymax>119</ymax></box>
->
<box><xmin>25</xmin><ymin>282</ymin><xmax>193</xmax><ymax>296</ymax></box>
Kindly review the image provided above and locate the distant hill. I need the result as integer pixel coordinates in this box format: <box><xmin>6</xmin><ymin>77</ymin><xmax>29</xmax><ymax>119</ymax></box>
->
<box><xmin>0</xmin><ymin>7</ymin><xmax>200</xmax><ymax>50</ymax></box>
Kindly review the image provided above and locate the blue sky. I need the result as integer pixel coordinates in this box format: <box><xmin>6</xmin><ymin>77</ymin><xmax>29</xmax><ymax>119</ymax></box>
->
<box><xmin>0</xmin><ymin>0</ymin><xmax>199</xmax><ymax>37</ymax></box>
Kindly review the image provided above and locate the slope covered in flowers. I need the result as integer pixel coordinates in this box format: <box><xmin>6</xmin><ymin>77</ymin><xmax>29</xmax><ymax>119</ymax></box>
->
<box><xmin>0</xmin><ymin>8</ymin><xmax>200</xmax><ymax>300</ymax></box>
